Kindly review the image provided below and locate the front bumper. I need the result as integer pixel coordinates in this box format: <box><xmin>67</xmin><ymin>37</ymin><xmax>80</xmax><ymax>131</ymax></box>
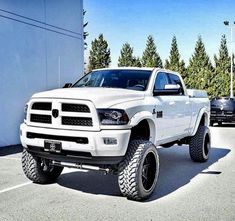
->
<box><xmin>210</xmin><ymin>114</ymin><xmax>235</xmax><ymax>122</ymax></box>
<box><xmin>20</xmin><ymin>123</ymin><xmax>131</xmax><ymax>164</ymax></box>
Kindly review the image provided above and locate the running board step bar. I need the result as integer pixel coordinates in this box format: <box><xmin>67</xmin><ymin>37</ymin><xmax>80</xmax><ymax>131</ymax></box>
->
<box><xmin>51</xmin><ymin>160</ymin><xmax>110</xmax><ymax>174</ymax></box>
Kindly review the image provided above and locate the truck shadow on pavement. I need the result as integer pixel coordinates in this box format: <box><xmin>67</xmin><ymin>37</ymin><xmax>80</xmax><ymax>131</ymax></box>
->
<box><xmin>0</xmin><ymin>145</ymin><xmax>22</xmax><ymax>156</ymax></box>
<box><xmin>57</xmin><ymin>146</ymin><xmax>230</xmax><ymax>202</ymax></box>
<box><xmin>148</xmin><ymin>146</ymin><xmax>230</xmax><ymax>202</ymax></box>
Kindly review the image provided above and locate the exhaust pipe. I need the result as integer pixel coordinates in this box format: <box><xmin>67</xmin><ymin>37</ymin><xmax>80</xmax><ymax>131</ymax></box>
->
<box><xmin>52</xmin><ymin>160</ymin><xmax>110</xmax><ymax>174</ymax></box>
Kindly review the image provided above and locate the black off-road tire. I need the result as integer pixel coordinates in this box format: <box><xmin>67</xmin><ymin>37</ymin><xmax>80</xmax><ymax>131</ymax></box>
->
<box><xmin>22</xmin><ymin>149</ymin><xmax>63</xmax><ymax>183</ymax></box>
<box><xmin>118</xmin><ymin>140</ymin><xmax>159</xmax><ymax>201</ymax></box>
<box><xmin>189</xmin><ymin>126</ymin><xmax>211</xmax><ymax>162</ymax></box>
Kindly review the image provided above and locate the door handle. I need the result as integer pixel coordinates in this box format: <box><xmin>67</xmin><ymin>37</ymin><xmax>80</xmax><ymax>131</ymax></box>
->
<box><xmin>169</xmin><ymin>101</ymin><xmax>175</xmax><ymax>105</ymax></box>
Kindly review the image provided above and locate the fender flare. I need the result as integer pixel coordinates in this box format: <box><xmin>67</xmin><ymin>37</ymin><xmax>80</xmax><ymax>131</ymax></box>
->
<box><xmin>191</xmin><ymin>107</ymin><xmax>210</xmax><ymax>136</ymax></box>
<box><xmin>129</xmin><ymin>111</ymin><xmax>157</xmax><ymax>144</ymax></box>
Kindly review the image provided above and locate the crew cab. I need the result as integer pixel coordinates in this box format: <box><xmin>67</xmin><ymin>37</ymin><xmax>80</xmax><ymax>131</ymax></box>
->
<box><xmin>20</xmin><ymin>67</ymin><xmax>211</xmax><ymax>200</ymax></box>
<box><xmin>210</xmin><ymin>97</ymin><xmax>235</xmax><ymax>126</ymax></box>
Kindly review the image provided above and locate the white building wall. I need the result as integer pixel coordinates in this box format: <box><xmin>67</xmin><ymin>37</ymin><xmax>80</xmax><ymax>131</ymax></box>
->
<box><xmin>0</xmin><ymin>0</ymin><xmax>84</xmax><ymax>146</ymax></box>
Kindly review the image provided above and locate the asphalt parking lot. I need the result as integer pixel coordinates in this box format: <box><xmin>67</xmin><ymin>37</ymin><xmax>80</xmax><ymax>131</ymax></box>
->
<box><xmin>0</xmin><ymin>125</ymin><xmax>235</xmax><ymax>221</ymax></box>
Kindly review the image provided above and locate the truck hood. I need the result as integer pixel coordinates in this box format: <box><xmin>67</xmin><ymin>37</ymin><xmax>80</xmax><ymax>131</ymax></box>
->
<box><xmin>32</xmin><ymin>87</ymin><xmax>145</xmax><ymax>108</ymax></box>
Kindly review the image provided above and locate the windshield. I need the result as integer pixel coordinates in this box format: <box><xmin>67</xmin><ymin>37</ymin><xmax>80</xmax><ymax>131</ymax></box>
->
<box><xmin>73</xmin><ymin>69</ymin><xmax>152</xmax><ymax>91</ymax></box>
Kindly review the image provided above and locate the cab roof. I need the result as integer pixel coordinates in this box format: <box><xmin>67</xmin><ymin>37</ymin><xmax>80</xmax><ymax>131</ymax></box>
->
<box><xmin>91</xmin><ymin>67</ymin><xmax>180</xmax><ymax>76</ymax></box>
<box><xmin>92</xmin><ymin>67</ymin><xmax>156</xmax><ymax>72</ymax></box>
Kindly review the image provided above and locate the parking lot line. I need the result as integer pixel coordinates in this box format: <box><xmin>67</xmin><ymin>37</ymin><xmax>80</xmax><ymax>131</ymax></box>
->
<box><xmin>0</xmin><ymin>182</ymin><xmax>32</xmax><ymax>194</ymax></box>
<box><xmin>0</xmin><ymin>156</ymin><xmax>21</xmax><ymax>161</ymax></box>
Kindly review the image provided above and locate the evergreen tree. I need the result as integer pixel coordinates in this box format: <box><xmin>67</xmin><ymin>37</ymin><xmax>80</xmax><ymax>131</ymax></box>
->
<box><xmin>187</xmin><ymin>36</ymin><xmax>213</xmax><ymax>96</ymax></box>
<box><xmin>133</xmin><ymin>57</ymin><xmax>142</xmax><ymax>67</ymax></box>
<box><xmin>118</xmin><ymin>43</ymin><xmax>135</xmax><ymax>67</ymax></box>
<box><xmin>83</xmin><ymin>10</ymin><xmax>89</xmax><ymax>73</ymax></box>
<box><xmin>165</xmin><ymin>36</ymin><xmax>187</xmax><ymax>80</ymax></box>
<box><xmin>142</xmin><ymin>35</ymin><xmax>162</xmax><ymax>68</ymax></box>
<box><xmin>233</xmin><ymin>54</ymin><xmax>235</xmax><ymax>96</ymax></box>
<box><xmin>118</xmin><ymin>43</ymin><xmax>142</xmax><ymax>67</ymax></box>
<box><xmin>212</xmin><ymin>35</ymin><xmax>230</xmax><ymax>97</ymax></box>
<box><xmin>165</xmin><ymin>59</ymin><xmax>170</xmax><ymax>69</ymax></box>
<box><xmin>83</xmin><ymin>10</ymin><xmax>88</xmax><ymax>50</ymax></box>
<box><xmin>88</xmin><ymin>34</ymin><xmax>111</xmax><ymax>71</ymax></box>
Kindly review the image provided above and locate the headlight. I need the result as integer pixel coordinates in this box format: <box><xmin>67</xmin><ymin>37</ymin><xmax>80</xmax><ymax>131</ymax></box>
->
<box><xmin>97</xmin><ymin>109</ymin><xmax>129</xmax><ymax>125</ymax></box>
<box><xmin>24</xmin><ymin>104</ymin><xmax>28</xmax><ymax>120</ymax></box>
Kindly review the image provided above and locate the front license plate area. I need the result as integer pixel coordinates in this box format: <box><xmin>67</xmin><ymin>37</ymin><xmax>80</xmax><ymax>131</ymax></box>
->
<box><xmin>44</xmin><ymin>140</ymin><xmax>62</xmax><ymax>153</ymax></box>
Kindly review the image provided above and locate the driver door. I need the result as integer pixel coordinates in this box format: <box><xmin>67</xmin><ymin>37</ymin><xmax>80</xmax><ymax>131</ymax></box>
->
<box><xmin>153</xmin><ymin>72</ymin><xmax>177</xmax><ymax>140</ymax></box>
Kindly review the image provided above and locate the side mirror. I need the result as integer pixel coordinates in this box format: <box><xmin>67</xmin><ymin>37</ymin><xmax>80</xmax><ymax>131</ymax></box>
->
<box><xmin>63</xmin><ymin>83</ymin><xmax>73</xmax><ymax>88</ymax></box>
<box><xmin>153</xmin><ymin>84</ymin><xmax>180</xmax><ymax>96</ymax></box>
<box><xmin>164</xmin><ymin>84</ymin><xmax>180</xmax><ymax>90</ymax></box>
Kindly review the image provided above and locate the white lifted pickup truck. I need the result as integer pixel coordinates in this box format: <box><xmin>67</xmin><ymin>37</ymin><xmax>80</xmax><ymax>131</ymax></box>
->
<box><xmin>20</xmin><ymin>67</ymin><xmax>210</xmax><ymax>200</ymax></box>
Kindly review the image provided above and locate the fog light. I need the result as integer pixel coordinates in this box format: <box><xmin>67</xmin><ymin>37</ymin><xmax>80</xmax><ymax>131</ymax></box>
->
<box><xmin>103</xmin><ymin>138</ymin><xmax>117</xmax><ymax>145</ymax></box>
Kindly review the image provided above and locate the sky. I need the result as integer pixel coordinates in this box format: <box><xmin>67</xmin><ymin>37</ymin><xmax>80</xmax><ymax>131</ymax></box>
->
<box><xmin>84</xmin><ymin>0</ymin><xmax>235</xmax><ymax>67</ymax></box>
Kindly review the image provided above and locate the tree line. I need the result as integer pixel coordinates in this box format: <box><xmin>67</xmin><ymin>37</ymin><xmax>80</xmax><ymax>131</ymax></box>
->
<box><xmin>87</xmin><ymin>34</ymin><xmax>235</xmax><ymax>98</ymax></box>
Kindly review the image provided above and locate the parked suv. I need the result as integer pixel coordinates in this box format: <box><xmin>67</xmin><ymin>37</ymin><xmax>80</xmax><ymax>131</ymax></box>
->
<box><xmin>210</xmin><ymin>97</ymin><xmax>235</xmax><ymax>126</ymax></box>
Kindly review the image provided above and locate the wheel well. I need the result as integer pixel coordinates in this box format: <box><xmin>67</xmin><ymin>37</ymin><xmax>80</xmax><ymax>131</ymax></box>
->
<box><xmin>130</xmin><ymin>119</ymin><xmax>150</xmax><ymax>140</ymax></box>
<box><xmin>199</xmin><ymin>113</ymin><xmax>208</xmax><ymax>126</ymax></box>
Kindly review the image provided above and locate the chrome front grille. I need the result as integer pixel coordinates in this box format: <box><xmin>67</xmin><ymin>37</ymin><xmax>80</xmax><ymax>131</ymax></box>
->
<box><xmin>28</xmin><ymin>100</ymin><xmax>99</xmax><ymax>131</ymax></box>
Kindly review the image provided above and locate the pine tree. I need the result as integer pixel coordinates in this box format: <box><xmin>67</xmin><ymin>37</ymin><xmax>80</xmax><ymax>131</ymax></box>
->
<box><xmin>212</xmin><ymin>35</ymin><xmax>230</xmax><ymax>97</ymax></box>
<box><xmin>83</xmin><ymin>10</ymin><xmax>88</xmax><ymax>50</ymax></box>
<box><xmin>83</xmin><ymin>10</ymin><xmax>89</xmax><ymax>73</ymax></box>
<box><xmin>118</xmin><ymin>43</ymin><xmax>135</xmax><ymax>67</ymax></box>
<box><xmin>118</xmin><ymin>43</ymin><xmax>142</xmax><ymax>67</ymax></box>
<box><xmin>88</xmin><ymin>34</ymin><xmax>111</xmax><ymax>71</ymax></box>
<box><xmin>133</xmin><ymin>57</ymin><xmax>142</xmax><ymax>67</ymax></box>
<box><xmin>142</xmin><ymin>35</ymin><xmax>162</xmax><ymax>68</ymax></box>
<box><xmin>165</xmin><ymin>36</ymin><xmax>187</xmax><ymax>80</ymax></box>
<box><xmin>187</xmin><ymin>36</ymin><xmax>213</xmax><ymax>96</ymax></box>
<box><xmin>165</xmin><ymin>59</ymin><xmax>170</xmax><ymax>69</ymax></box>
<box><xmin>233</xmin><ymin>54</ymin><xmax>235</xmax><ymax>96</ymax></box>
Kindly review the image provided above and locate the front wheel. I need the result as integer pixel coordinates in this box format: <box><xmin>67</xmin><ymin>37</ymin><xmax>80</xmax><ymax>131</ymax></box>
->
<box><xmin>118</xmin><ymin>140</ymin><xmax>159</xmax><ymax>201</ymax></box>
<box><xmin>22</xmin><ymin>149</ymin><xmax>63</xmax><ymax>183</ymax></box>
<box><xmin>189</xmin><ymin>126</ymin><xmax>211</xmax><ymax>162</ymax></box>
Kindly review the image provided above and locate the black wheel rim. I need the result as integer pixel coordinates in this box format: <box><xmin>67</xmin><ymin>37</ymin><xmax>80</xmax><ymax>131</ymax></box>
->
<box><xmin>141</xmin><ymin>152</ymin><xmax>157</xmax><ymax>191</ymax></box>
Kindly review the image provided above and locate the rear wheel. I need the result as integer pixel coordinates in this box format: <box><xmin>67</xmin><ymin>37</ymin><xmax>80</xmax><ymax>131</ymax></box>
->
<box><xmin>22</xmin><ymin>149</ymin><xmax>63</xmax><ymax>183</ymax></box>
<box><xmin>118</xmin><ymin>140</ymin><xmax>159</xmax><ymax>201</ymax></box>
<box><xmin>189</xmin><ymin>126</ymin><xmax>211</xmax><ymax>162</ymax></box>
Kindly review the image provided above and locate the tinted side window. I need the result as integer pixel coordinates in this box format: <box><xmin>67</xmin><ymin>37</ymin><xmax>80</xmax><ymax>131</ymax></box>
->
<box><xmin>168</xmin><ymin>73</ymin><xmax>184</xmax><ymax>95</ymax></box>
<box><xmin>154</xmin><ymin>72</ymin><xmax>170</xmax><ymax>90</ymax></box>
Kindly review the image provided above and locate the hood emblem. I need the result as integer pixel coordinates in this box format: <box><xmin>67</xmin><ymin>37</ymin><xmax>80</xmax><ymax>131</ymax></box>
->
<box><xmin>52</xmin><ymin>109</ymin><xmax>59</xmax><ymax>118</ymax></box>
